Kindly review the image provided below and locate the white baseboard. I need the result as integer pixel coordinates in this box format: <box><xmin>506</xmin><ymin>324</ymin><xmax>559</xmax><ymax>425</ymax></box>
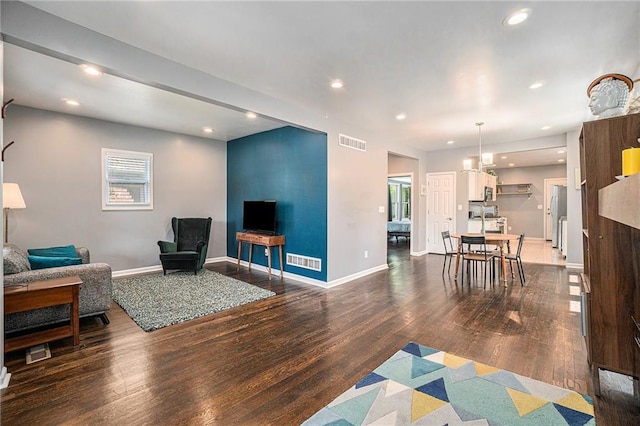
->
<box><xmin>112</xmin><ymin>256</ymin><xmax>387</xmax><ymax>289</ymax></box>
<box><xmin>411</xmin><ymin>249</ymin><xmax>428</xmax><ymax>256</ymax></box>
<box><xmin>566</xmin><ymin>263</ymin><xmax>584</xmax><ymax>271</ymax></box>
<box><xmin>111</xmin><ymin>256</ymin><xmax>228</xmax><ymax>278</ymax></box>
<box><xmin>112</xmin><ymin>265</ymin><xmax>162</xmax><ymax>278</ymax></box>
<box><xmin>218</xmin><ymin>257</ymin><xmax>388</xmax><ymax>289</ymax></box>
<box><xmin>325</xmin><ymin>264</ymin><xmax>389</xmax><ymax>288</ymax></box>
<box><xmin>0</xmin><ymin>366</ymin><xmax>11</xmax><ymax>390</ymax></box>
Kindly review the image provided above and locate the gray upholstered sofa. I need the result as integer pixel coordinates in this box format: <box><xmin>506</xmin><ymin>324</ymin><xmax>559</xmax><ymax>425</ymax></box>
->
<box><xmin>3</xmin><ymin>244</ymin><xmax>112</xmax><ymax>334</ymax></box>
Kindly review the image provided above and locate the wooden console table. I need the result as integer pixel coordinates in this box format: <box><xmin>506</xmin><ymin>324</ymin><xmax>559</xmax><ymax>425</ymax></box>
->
<box><xmin>4</xmin><ymin>275</ymin><xmax>82</xmax><ymax>353</ymax></box>
<box><xmin>236</xmin><ymin>232</ymin><xmax>285</xmax><ymax>279</ymax></box>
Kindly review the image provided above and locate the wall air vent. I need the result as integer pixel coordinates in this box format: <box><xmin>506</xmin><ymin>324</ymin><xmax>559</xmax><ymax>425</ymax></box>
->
<box><xmin>339</xmin><ymin>133</ymin><xmax>366</xmax><ymax>152</ymax></box>
<box><xmin>286</xmin><ymin>253</ymin><xmax>322</xmax><ymax>272</ymax></box>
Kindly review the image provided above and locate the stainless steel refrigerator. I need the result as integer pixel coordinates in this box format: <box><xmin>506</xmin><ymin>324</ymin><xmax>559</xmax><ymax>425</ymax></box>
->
<box><xmin>550</xmin><ymin>185</ymin><xmax>567</xmax><ymax>248</ymax></box>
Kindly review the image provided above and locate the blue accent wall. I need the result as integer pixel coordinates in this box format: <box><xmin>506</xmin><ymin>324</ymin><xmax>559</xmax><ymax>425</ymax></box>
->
<box><xmin>227</xmin><ymin>126</ymin><xmax>328</xmax><ymax>281</ymax></box>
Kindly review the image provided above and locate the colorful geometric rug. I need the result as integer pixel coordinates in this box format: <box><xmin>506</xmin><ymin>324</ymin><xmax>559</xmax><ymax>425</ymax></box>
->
<box><xmin>303</xmin><ymin>342</ymin><xmax>595</xmax><ymax>425</ymax></box>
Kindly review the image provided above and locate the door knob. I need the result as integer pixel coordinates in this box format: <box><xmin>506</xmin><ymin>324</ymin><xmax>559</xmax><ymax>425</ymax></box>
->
<box><xmin>446</xmin><ymin>217</ymin><xmax>452</xmax><ymax>220</ymax></box>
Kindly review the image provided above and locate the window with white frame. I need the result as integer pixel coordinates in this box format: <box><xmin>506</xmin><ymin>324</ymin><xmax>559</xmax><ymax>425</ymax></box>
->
<box><xmin>388</xmin><ymin>178</ymin><xmax>411</xmax><ymax>221</ymax></box>
<box><xmin>102</xmin><ymin>148</ymin><xmax>153</xmax><ymax>210</ymax></box>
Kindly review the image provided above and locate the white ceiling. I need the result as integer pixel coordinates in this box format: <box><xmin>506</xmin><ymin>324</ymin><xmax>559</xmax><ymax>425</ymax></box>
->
<box><xmin>3</xmin><ymin>44</ymin><xmax>286</xmax><ymax>142</ymax></box>
<box><xmin>484</xmin><ymin>146</ymin><xmax>567</xmax><ymax>169</ymax></box>
<box><xmin>7</xmin><ymin>1</ymin><xmax>640</xmax><ymax>151</ymax></box>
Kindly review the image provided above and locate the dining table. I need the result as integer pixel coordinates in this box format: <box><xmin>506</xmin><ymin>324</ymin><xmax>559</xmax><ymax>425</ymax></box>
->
<box><xmin>451</xmin><ymin>233</ymin><xmax>522</xmax><ymax>286</ymax></box>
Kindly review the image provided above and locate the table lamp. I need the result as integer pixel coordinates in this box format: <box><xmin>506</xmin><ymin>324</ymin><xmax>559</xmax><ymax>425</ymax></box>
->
<box><xmin>3</xmin><ymin>183</ymin><xmax>26</xmax><ymax>244</ymax></box>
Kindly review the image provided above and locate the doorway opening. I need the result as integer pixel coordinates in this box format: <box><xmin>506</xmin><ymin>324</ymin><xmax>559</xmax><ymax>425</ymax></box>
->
<box><xmin>387</xmin><ymin>153</ymin><xmax>418</xmax><ymax>259</ymax></box>
<box><xmin>387</xmin><ymin>174</ymin><xmax>412</xmax><ymax>249</ymax></box>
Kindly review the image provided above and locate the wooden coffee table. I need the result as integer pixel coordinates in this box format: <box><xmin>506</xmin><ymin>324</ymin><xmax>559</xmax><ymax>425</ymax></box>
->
<box><xmin>4</xmin><ymin>275</ymin><xmax>82</xmax><ymax>353</ymax></box>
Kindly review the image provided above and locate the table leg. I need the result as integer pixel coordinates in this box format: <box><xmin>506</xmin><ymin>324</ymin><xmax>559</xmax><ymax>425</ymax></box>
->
<box><xmin>248</xmin><ymin>244</ymin><xmax>253</xmax><ymax>270</ymax></box>
<box><xmin>71</xmin><ymin>285</ymin><xmax>80</xmax><ymax>346</ymax></box>
<box><xmin>500</xmin><ymin>243</ymin><xmax>508</xmax><ymax>287</ymax></box>
<box><xmin>237</xmin><ymin>241</ymin><xmax>242</xmax><ymax>269</ymax></box>
<box><xmin>278</xmin><ymin>244</ymin><xmax>284</xmax><ymax>278</ymax></box>
<box><xmin>454</xmin><ymin>240</ymin><xmax>462</xmax><ymax>280</ymax></box>
<box><xmin>267</xmin><ymin>245</ymin><xmax>272</xmax><ymax>279</ymax></box>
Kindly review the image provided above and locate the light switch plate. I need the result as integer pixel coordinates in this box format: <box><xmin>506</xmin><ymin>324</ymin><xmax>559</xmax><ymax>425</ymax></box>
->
<box><xmin>379</xmin><ymin>206</ymin><xmax>385</xmax><ymax>213</ymax></box>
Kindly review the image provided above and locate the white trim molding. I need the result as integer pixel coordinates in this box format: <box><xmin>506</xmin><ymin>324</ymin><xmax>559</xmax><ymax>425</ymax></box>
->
<box><xmin>112</xmin><ymin>257</ymin><xmax>390</xmax><ymax>290</ymax></box>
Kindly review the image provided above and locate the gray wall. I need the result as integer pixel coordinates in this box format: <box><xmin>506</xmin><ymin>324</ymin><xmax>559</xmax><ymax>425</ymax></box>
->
<box><xmin>0</xmin><ymin>3</ymin><xmax>587</xmax><ymax>282</ymax></box>
<box><xmin>4</xmin><ymin>105</ymin><xmax>227</xmax><ymax>271</ymax></box>
<box><xmin>1</xmin><ymin>3</ymin><xmax>430</xmax><ymax>282</ymax></box>
<box><xmin>566</xmin><ymin>129</ymin><xmax>583</xmax><ymax>267</ymax></box>
<box><xmin>424</xmin><ymin>134</ymin><xmax>568</xmax><ymax>236</ymax></box>
<box><xmin>492</xmin><ymin>164</ymin><xmax>567</xmax><ymax>238</ymax></box>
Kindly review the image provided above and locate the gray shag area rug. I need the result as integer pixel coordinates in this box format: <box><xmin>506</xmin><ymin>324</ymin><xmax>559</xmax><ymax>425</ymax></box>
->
<box><xmin>112</xmin><ymin>269</ymin><xmax>276</xmax><ymax>331</ymax></box>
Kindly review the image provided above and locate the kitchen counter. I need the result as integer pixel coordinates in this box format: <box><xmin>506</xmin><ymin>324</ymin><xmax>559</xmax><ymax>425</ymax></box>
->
<box><xmin>467</xmin><ymin>217</ymin><xmax>507</xmax><ymax>233</ymax></box>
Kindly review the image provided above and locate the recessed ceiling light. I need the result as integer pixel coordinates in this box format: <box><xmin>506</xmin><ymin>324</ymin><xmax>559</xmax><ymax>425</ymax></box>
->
<box><xmin>508</xmin><ymin>163</ymin><xmax>515</xmax><ymax>167</ymax></box>
<box><xmin>541</xmin><ymin>126</ymin><xmax>551</xmax><ymax>130</ymax></box>
<box><xmin>246</xmin><ymin>112</ymin><xmax>257</xmax><ymax>119</ymax></box>
<box><xmin>557</xmin><ymin>150</ymin><xmax>565</xmax><ymax>154</ymax></box>
<box><xmin>80</xmin><ymin>64</ymin><xmax>102</xmax><ymax>76</ymax></box>
<box><xmin>558</xmin><ymin>159</ymin><xmax>565</xmax><ymax>163</ymax></box>
<box><xmin>503</xmin><ymin>8</ymin><xmax>531</xmax><ymax>26</ymax></box>
<box><xmin>529</xmin><ymin>82</ymin><xmax>543</xmax><ymax>89</ymax></box>
<box><xmin>62</xmin><ymin>98</ymin><xmax>80</xmax><ymax>106</ymax></box>
<box><xmin>446</xmin><ymin>140</ymin><xmax>455</xmax><ymax>145</ymax></box>
<box><xmin>330</xmin><ymin>79</ymin><xmax>344</xmax><ymax>89</ymax></box>
<box><xmin>203</xmin><ymin>127</ymin><xmax>214</xmax><ymax>133</ymax></box>
<box><xmin>396</xmin><ymin>113</ymin><xmax>407</xmax><ymax>121</ymax></box>
<box><xmin>501</xmin><ymin>155</ymin><xmax>508</xmax><ymax>159</ymax></box>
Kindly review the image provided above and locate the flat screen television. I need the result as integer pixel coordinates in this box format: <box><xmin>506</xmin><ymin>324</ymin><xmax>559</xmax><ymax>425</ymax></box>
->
<box><xmin>242</xmin><ymin>200</ymin><xmax>277</xmax><ymax>235</ymax></box>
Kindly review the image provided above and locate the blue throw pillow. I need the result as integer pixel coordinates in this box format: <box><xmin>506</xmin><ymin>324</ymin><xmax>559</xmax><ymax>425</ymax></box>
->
<box><xmin>28</xmin><ymin>245</ymin><xmax>78</xmax><ymax>258</ymax></box>
<box><xmin>27</xmin><ymin>255</ymin><xmax>83</xmax><ymax>270</ymax></box>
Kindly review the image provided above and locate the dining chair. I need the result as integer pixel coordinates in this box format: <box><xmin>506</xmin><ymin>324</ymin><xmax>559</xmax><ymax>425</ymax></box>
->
<box><xmin>460</xmin><ymin>235</ymin><xmax>496</xmax><ymax>288</ymax></box>
<box><xmin>484</xmin><ymin>230</ymin><xmax>503</xmax><ymax>280</ymax></box>
<box><xmin>440</xmin><ymin>230</ymin><xmax>457</xmax><ymax>276</ymax></box>
<box><xmin>505</xmin><ymin>233</ymin><xmax>526</xmax><ymax>285</ymax></box>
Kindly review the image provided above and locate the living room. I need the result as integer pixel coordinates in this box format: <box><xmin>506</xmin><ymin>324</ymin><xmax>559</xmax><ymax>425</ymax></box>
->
<box><xmin>2</xmin><ymin>2</ymin><xmax>640</xmax><ymax>424</ymax></box>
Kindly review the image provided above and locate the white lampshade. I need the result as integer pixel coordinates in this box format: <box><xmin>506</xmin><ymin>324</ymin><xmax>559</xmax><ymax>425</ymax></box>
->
<box><xmin>463</xmin><ymin>159</ymin><xmax>473</xmax><ymax>170</ymax></box>
<box><xmin>481</xmin><ymin>152</ymin><xmax>494</xmax><ymax>166</ymax></box>
<box><xmin>3</xmin><ymin>183</ymin><xmax>26</xmax><ymax>209</ymax></box>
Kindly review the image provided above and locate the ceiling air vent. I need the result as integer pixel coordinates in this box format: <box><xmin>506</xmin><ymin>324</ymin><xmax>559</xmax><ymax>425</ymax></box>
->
<box><xmin>339</xmin><ymin>133</ymin><xmax>366</xmax><ymax>152</ymax></box>
<box><xmin>286</xmin><ymin>253</ymin><xmax>322</xmax><ymax>272</ymax></box>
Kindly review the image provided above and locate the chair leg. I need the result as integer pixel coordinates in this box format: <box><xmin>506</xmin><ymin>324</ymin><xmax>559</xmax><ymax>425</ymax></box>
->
<box><xmin>99</xmin><ymin>313</ymin><xmax>110</xmax><ymax>325</ymax></box>
<box><xmin>483</xmin><ymin>262</ymin><xmax>487</xmax><ymax>289</ymax></box>
<box><xmin>442</xmin><ymin>255</ymin><xmax>447</xmax><ymax>276</ymax></box>
<box><xmin>518</xmin><ymin>258</ymin><xmax>525</xmax><ymax>285</ymax></box>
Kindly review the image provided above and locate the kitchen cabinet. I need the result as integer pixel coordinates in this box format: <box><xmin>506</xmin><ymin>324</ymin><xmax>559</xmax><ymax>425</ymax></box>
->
<box><xmin>486</xmin><ymin>174</ymin><xmax>497</xmax><ymax>200</ymax></box>
<box><xmin>579</xmin><ymin>112</ymin><xmax>640</xmax><ymax>396</ymax></box>
<box><xmin>468</xmin><ymin>171</ymin><xmax>496</xmax><ymax>201</ymax></box>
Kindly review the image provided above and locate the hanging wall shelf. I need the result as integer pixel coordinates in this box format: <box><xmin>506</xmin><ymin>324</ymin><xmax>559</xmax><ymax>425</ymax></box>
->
<box><xmin>496</xmin><ymin>183</ymin><xmax>532</xmax><ymax>198</ymax></box>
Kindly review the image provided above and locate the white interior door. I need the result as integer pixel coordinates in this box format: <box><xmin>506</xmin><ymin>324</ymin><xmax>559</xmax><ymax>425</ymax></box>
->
<box><xmin>544</xmin><ymin>177</ymin><xmax>567</xmax><ymax>240</ymax></box>
<box><xmin>427</xmin><ymin>172</ymin><xmax>456</xmax><ymax>254</ymax></box>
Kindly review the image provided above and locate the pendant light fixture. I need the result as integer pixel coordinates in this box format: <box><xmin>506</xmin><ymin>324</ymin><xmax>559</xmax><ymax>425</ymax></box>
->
<box><xmin>463</xmin><ymin>121</ymin><xmax>494</xmax><ymax>171</ymax></box>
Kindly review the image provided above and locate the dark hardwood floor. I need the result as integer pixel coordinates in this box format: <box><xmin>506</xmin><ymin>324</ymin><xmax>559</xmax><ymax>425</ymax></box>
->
<box><xmin>2</xmin><ymin>243</ymin><xmax>639</xmax><ymax>425</ymax></box>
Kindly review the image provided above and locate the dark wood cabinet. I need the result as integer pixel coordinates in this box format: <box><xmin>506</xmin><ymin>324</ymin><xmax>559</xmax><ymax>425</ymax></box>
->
<box><xmin>580</xmin><ymin>112</ymin><xmax>640</xmax><ymax>395</ymax></box>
